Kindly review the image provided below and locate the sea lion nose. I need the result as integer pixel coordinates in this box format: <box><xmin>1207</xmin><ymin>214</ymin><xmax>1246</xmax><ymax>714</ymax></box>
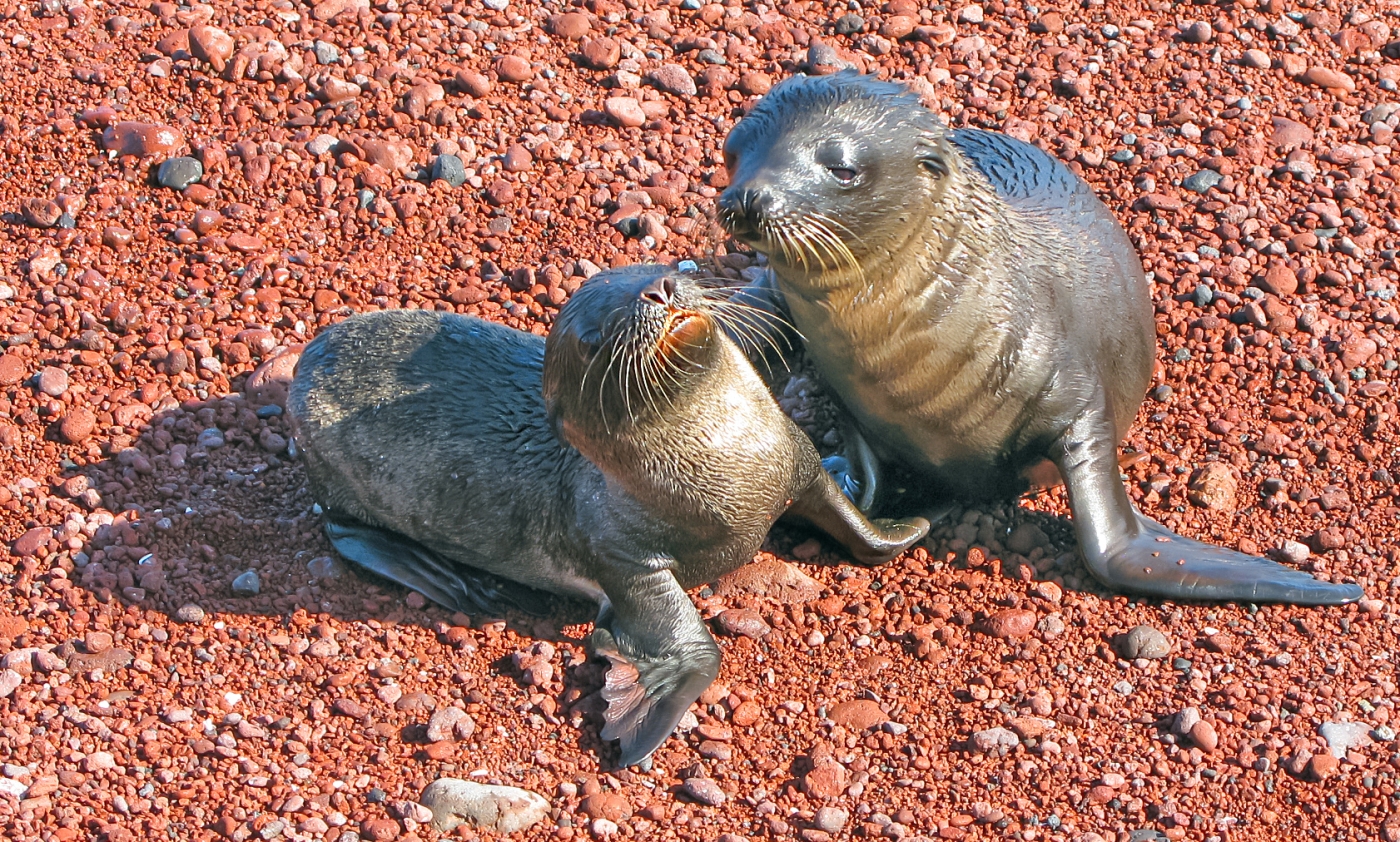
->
<box><xmin>639</xmin><ymin>275</ymin><xmax>677</xmax><ymax>307</ymax></box>
<box><xmin>718</xmin><ymin>187</ymin><xmax>768</xmax><ymax>230</ymax></box>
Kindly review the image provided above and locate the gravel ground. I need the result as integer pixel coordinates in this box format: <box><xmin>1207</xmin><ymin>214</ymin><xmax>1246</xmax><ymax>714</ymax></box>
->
<box><xmin>2</xmin><ymin>0</ymin><xmax>1400</xmax><ymax>840</ymax></box>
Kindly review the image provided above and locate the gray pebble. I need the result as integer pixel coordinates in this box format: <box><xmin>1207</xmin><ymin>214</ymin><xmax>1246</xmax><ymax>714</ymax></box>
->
<box><xmin>432</xmin><ymin>154</ymin><xmax>467</xmax><ymax>187</ymax></box>
<box><xmin>1372</xmin><ymin>725</ymin><xmax>1396</xmax><ymax>742</ymax></box>
<box><xmin>256</xmin><ymin>404</ymin><xmax>283</xmax><ymax>418</ymax></box>
<box><xmin>1266</xmin><ymin>652</ymin><xmax>1292</xmax><ymax>667</ymax></box>
<box><xmin>1110</xmin><ymin>149</ymin><xmax>1136</xmax><ymax>163</ymax></box>
<box><xmin>681</xmin><ymin>776</ymin><xmax>726</xmax><ymax>806</ymax></box>
<box><xmin>970</xmin><ymin>726</ymin><xmax>1020</xmax><ymax>755</ymax></box>
<box><xmin>1193</xmin><ymin>284</ymin><xmax>1214</xmax><ymax>307</ymax></box>
<box><xmin>696</xmin><ymin>49</ymin><xmax>726</xmax><ymax>65</ymax></box>
<box><xmin>1118</xmin><ymin>625</ymin><xmax>1171</xmax><ymax>660</ymax></box>
<box><xmin>232</xmin><ymin>570</ymin><xmax>262</xmax><ymax>596</ymax></box>
<box><xmin>175</xmin><ymin>604</ymin><xmax>206</xmax><ymax>623</ymax></box>
<box><xmin>1181</xmin><ymin>169</ymin><xmax>1223</xmax><ymax>193</ymax></box>
<box><xmin>680</xmin><ymin>0</ymin><xmax>701</xmax><ymax>8</ymax></box>
<box><xmin>1277</xmin><ymin>539</ymin><xmax>1310</xmax><ymax>564</ymax></box>
<box><xmin>306</xmin><ymin>134</ymin><xmax>340</xmax><ymax>156</ymax></box>
<box><xmin>835</xmin><ymin>13</ymin><xmax>865</xmax><ymax>34</ymax></box>
<box><xmin>313</xmin><ymin>40</ymin><xmax>340</xmax><ymax>64</ymax></box>
<box><xmin>1112</xmin><ymin>680</ymin><xmax>1135</xmax><ymax>696</ymax></box>
<box><xmin>157</xmin><ymin>156</ymin><xmax>204</xmax><ymax>190</ymax></box>
<box><xmin>357</xmin><ymin>188</ymin><xmax>376</xmax><ymax>209</ymax></box>
<box><xmin>258</xmin><ymin>819</ymin><xmax>286</xmax><ymax>840</ymax></box>
<box><xmin>197</xmin><ymin>428</ymin><xmax>226</xmax><ymax>449</ymax></box>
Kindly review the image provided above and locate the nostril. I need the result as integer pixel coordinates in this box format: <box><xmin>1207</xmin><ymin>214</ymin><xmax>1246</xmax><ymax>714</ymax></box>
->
<box><xmin>639</xmin><ymin>277</ymin><xmax>672</xmax><ymax>306</ymax></box>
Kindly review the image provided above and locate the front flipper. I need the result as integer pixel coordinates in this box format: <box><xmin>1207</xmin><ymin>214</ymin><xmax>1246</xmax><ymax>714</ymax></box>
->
<box><xmin>820</xmin><ymin>421</ymin><xmax>881</xmax><ymax>512</ymax></box>
<box><xmin>592</xmin><ymin>567</ymin><xmax>721</xmax><ymax>767</ymax></box>
<box><xmin>1055</xmin><ymin>408</ymin><xmax>1363</xmax><ymax>605</ymax></box>
<box><xmin>324</xmin><ymin>514</ymin><xmax>555</xmax><ymax>617</ymax></box>
<box><xmin>787</xmin><ymin>469</ymin><xmax>929</xmax><ymax>566</ymax></box>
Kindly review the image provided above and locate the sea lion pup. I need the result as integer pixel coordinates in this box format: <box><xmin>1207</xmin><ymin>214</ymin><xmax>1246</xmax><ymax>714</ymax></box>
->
<box><xmin>287</xmin><ymin>263</ymin><xmax>930</xmax><ymax>765</ymax></box>
<box><xmin>716</xmin><ymin>71</ymin><xmax>1361</xmax><ymax>605</ymax></box>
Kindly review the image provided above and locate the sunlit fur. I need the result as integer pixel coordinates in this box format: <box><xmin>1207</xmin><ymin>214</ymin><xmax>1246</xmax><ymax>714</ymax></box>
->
<box><xmin>719</xmin><ymin>72</ymin><xmax>973</xmax><ymax>288</ymax></box>
<box><xmin>543</xmin><ymin>267</ymin><xmax>796</xmax><ymax>438</ymax></box>
<box><xmin>718</xmin><ymin>71</ymin><xmax>1151</xmax><ymax>497</ymax></box>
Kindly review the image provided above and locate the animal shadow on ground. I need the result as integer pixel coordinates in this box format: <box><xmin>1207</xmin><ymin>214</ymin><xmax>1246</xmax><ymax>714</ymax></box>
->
<box><xmin>40</xmin><ymin>373</ymin><xmax>933</xmax><ymax>772</ymax></box>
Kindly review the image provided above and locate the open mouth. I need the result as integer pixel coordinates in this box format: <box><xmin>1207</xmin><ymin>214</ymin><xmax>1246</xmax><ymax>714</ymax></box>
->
<box><xmin>659</xmin><ymin>311</ymin><xmax>709</xmax><ymax>355</ymax></box>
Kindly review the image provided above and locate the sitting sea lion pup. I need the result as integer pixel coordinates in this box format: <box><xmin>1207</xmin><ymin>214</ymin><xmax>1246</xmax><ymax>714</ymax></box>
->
<box><xmin>717</xmin><ymin>71</ymin><xmax>1361</xmax><ymax>605</ymax></box>
<box><xmin>287</xmin><ymin>264</ymin><xmax>929</xmax><ymax>766</ymax></box>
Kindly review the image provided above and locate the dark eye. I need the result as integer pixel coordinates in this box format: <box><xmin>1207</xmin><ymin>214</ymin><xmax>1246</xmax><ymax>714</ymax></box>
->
<box><xmin>828</xmin><ymin>166</ymin><xmax>857</xmax><ymax>184</ymax></box>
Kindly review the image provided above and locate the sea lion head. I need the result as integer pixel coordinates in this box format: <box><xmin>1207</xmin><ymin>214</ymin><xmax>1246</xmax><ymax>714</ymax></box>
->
<box><xmin>544</xmin><ymin>264</ymin><xmax>727</xmax><ymax>441</ymax></box>
<box><xmin>717</xmin><ymin>71</ymin><xmax>958</xmax><ymax>283</ymax></box>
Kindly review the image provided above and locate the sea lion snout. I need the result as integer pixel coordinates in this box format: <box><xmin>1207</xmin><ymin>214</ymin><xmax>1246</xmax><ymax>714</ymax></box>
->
<box><xmin>716</xmin><ymin>185</ymin><xmax>771</xmax><ymax>245</ymax></box>
<box><xmin>637</xmin><ymin>273</ymin><xmax>677</xmax><ymax>307</ymax></box>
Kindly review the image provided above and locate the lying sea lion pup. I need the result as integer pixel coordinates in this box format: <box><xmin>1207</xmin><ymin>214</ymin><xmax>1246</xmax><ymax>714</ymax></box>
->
<box><xmin>287</xmin><ymin>263</ymin><xmax>929</xmax><ymax>765</ymax></box>
<box><xmin>718</xmin><ymin>71</ymin><xmax>1361</xmax><ymax>606</ymax></box>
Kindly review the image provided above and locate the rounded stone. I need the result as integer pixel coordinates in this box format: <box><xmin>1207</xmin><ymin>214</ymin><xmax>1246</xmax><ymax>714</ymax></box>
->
<box><xmin>715</xmin><ymin>608</ymin><xmax>770</xmax><ymax>639</ymax></box>
<box><xmin>827</xmin><ymin>699</ymin><xmax>887</xmax><ymax>730</ymax></box>
<box><xmin>188</xmin><ymin>24</ymin><xmax>235</xmax><ymax>71</ymax></box>
<box><xmin>681</xmin><ymin>777</ymin><xmax>726</xmax><ymax>806</ymax></box>
<box><xmin>814</xmin><ymin>806</ymin><xmax>849</xmax><ymax>833</ymax></box>
<box><xmin>231</xmin><ymin>570</ymin><xmax>261</xmax><ymax>596</ymax></box>
<box><xmin>1189</xmin><ymin>719</ymin><xmax>1218</xmax><ymax>752</ymax></box>
<box><xmin>175</xmin><ymin>604</ymin><xmax>206</xmax><ymax>623</ymax></box>
<box><xmin>581</xmin><ymin>37</ymin><xmax>621</xmax><ymax>69</ymax></box>
<box><xmin>502</xmin><ymin>144</ymin><xmax>533</xmax><ymax>172</ymax></box>
<box><xmin>1301</xmin><ymin>66</ymin><xmax>1354</xmax><ymax>91</ymax></box>
<box><xmin>494</xmin><ymin>55</ymin><xmax>532</xmax><ymax>83</ymax></box>
<box><xmin>979</xmin><ymin>608</ymin><xmax>1037</xmax><ymax>639</ymax></box>
<box><xmin>1181</xmin><ymin>21</ymin><xmax>1213</xmax><ymax>43</ymax></box>
<box><xmin>58</xmin><ymin>408</ymin><xmax>97</xmax><ymax>444</ymax></box>
<box><xmin>1118</xmin><ymin>625</ymin><xmax>1172</xmax><ymax>660</ymax></box>
<box><xmin>604</xmin><ymin>97</ymin><xmax>646</xmax><ymax>128</ymax></box>
<box><xmin>0</xmin><ymin>354</ymin><xmax>25</xmax><ymax>386</ymax></box>
<box><xmin>157</xmin><ymin>156</ymin><xmax>204</xmax><ymax>190</ymax></box>
<box><xmin>647</xmin><ymin>64</ymin><xmax>697</xmax><ymax>97</ymax></box>
<box><xmin>549</xmin><ymin>11</ymin><xmax>591</xmax><ymax>39</ymax></box>
<box><xmin>103</xmin><ymin>122</ymin><xmax>185</xmax><ymax>157</ymax></box>
<box><xmin>419</xmin><ymin>778</ymin><xmax>550</xmax><ymax>834</ymax></box>
<box><xmin>37</xmin><ymin>366</ymin><xmax>69</xmax><ymax>397</ymax></box>
<box><xmin>432</xmin><ymin>154</ymin><xmax>466</xmax><ymax>187</ymax></box>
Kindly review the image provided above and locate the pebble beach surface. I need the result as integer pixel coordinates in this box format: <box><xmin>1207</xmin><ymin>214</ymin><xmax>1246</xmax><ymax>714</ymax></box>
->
<box><xmin>1</xmin><ymin>0</ymin><xmax>1399</xmax><ymax>840</ymax></box>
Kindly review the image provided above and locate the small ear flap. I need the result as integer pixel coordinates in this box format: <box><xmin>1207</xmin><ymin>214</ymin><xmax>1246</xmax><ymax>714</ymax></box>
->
<box><xmin>920</xmin><ymin>155</ymin><xmax>948</xmax><ymax>178</ymax></box>
<box><xmin>918</xmin><ymin>134</ymin><xmax>954</xmax><ymax>179</ymax></box>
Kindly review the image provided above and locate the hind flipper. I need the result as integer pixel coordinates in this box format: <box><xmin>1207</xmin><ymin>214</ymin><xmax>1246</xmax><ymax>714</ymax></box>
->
<box><xmin>323</xmin><ymin>514</ymin><xmax>554</xmax><ymax>617</ymax></box>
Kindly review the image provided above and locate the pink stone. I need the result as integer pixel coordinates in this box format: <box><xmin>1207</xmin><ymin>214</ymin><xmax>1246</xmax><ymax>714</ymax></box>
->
<box><xmin>188</xmin><ymin>25</ymin><xmax>234</xmax><ymax>72</ymax></box>
<box><xmin>102</xmin><ymin>122</ymin><xmax>185</xmax><ymax>157</ymax></box>
<box><xmin>604</xmin><ymin>97</ymin><xmax>646</xmax><ymax>128</ymax></box>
